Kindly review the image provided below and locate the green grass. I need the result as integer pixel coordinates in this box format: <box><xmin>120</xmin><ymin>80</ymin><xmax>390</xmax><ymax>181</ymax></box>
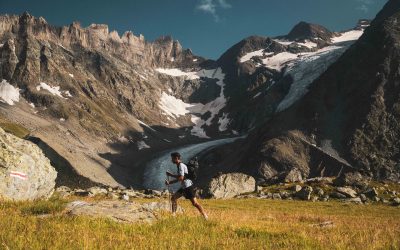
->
<box><xmin>0</xmin><ymin>197</ymin><xmax>399</xmax><ymax>249</ymax></box>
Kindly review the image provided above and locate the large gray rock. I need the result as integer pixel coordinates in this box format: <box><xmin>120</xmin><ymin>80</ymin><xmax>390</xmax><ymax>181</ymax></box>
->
<box><xmin>0</xmin><ymin>128</ymin><xmax>57</xmax><ymax>201</ymax></box>
<box><xmin>336</xmin><ymin>187</ymin><xmax>358</xmax><ymax>198</ymax></box>
<box><xmin>284</xmin><ymin>168</ymin><xmax>303</xmax><ymax>183</ymax></box>
<box><xmin>363</xmin><ymin>187</ymin><xmax>379</xmax><ymax>199</ymax></box>
<box><xmin>207</xmin><ymin>173</ymin><xmax>256</xmax><ymax>199</ymax></box>
<box><xmin>295</xmin><ymin>186</ymin><xmax>313</xmax><ymax>200</ymax></box>
<box><xmin>66</xmin><ymin>200</ymin><xmax>182</xmax><ymax>223</ymax></box>
<box><xmin>334</xmin><ymin>172</ymin><xmax>370</xmax><ymax>187</ymax></box>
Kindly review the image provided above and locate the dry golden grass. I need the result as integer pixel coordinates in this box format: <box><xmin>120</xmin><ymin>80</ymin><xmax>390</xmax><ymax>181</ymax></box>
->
<box><xmin>0</xmin><ymin>196</ymin><xmax>399</xmax><ymax>249</ymax></box>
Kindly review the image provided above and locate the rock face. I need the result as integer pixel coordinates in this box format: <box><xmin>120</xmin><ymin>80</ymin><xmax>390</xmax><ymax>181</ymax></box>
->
<box><xmin>0</xmin><ymin>127</ymin><xmax>57</xmax><ymax>200</ymax></box>
<box><xmin>207</xmin><ymin>173</ymin><xmax>256</xmax><ymax>199</ymax></box>
<box><xmin>65</xmin><ymin>200</ymin><xmax>182</xmax><ymax>223</ymax></box>
<box><xmin>200</xmin><ymin>0</ymin><xmax>400</xmax><ymax>185</ymax></box>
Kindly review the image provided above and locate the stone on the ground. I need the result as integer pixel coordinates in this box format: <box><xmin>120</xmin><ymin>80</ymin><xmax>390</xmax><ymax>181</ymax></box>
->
<box><xmin>363</xmin><ymin>188</ymin><xmax>379</xmax><ymax>199</ymax></box>
<box><xmin>392</xmin><ymin>198</ymin><xmax>400</xmax><ymax>206</ymax></box>
<box><xmin>56</xmin><ymin>186</ymin><xmax>72</xmax><ymax>198</ymax></box>
<box><xmin>295</xmin><ymin>186</ymin><xmax>313</xmax><ymax>200</ymax></box>
<box><xmin>65</xmin><ymin>200</ymin><xmax>180</xmax><ymax>223</ymax></box>
<box><xmin>292</xmin><ymin>185</ymin><xmax>302</xmax><ymax>192</ymax></box>
<box><xmin>305</xmin><ymin>177</ymin><xmax>334</xmax><ymax>185</ymax></box>
<box><xmin>141</xmin><ymin>201</ymin><xmax>183</xmax><ymax>213</ymax></box>
<box><xmin>88</xmin><ymin>186</ymin><xmax>108</xmax><ymax>196</ymax></box>
<box><xmin>122</xmin><ymin>194</ymin><xmax>129</xmax><ymax>201</ymax></box>
<box><xmin>272</xmin><ymin>193</ymin><xmax>282</xmax><ymax>199</ymax></box>
<box><xmin>330</xmin><ymin>192</ymin><xmax>347</xmax><ymax>199</ymax></box>
<box><xmin>315</xmin><ymin>187</ymin><xmax>325</xmax><ymax>196</ymax></box>
<box><xmin>334</xmin><ymin>171</ymin><xmax>370</xmax><ymax>187</ymax></box>
<box><xmin>108</xmin><ymin>192</ymin><xmax>120</xmax><ymax>200</ymax></box>
<box><xmin>360</xmin><ymin>194</ymin><xmax>368</xmax><ymax>202</ymax></box>
<box><xmin>74</xmin><ymin>189</ymin><xmax>90</xmax><ymax>196</ymax></box>
<box><xmin>336</xmin><ymin>187</ymin><xmax>357</xmax><ymax>198</ymax></box>
<box><xmin>0</xmin><ymin>127</ymin><xmax>57</xmax><ymax>201</ymax></box>
<box><xmin>207</xmin><ymin>173</ymin><xmax>256</xmax><ymax>199</ymax></box>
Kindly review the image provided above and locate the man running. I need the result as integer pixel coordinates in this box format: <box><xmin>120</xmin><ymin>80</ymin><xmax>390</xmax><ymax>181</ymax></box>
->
<box><xmin>165</xmin><ymin>152</ymin><xmax>208</xmax><ymax>219</ymax></box>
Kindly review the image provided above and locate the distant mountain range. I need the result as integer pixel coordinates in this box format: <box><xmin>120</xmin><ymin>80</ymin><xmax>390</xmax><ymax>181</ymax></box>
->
<box><xmin>0</xmin><ymin>0</ymin><xmax>398</xmax><ymax>188</ymax></box>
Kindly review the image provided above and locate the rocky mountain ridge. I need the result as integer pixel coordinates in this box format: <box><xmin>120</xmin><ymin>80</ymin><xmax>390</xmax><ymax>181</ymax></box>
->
<box><xmin>0</xmin><ymin>9</ymin><xmax>384</xmax><ymax>189</ymax></box>
<box><xmin>199</xmin><ymin>0</ymin><xmax>400</xmax><ymax>187</ymax></box>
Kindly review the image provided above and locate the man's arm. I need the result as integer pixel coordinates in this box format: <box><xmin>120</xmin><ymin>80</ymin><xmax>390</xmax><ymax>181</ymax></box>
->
<box><xmin>166</xmin><ymin>171</ymin><xmax>182</xmax><ymax>179</ymax></box>
<box><xmin>165</xmin><ymin>175</ymin><xmax>184</xmax><ymax>185</ymax></box>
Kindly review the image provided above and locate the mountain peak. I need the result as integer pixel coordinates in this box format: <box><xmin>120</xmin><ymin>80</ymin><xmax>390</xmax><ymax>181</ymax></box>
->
<box><xmin>286</xmin><ymin>21</ymin><xmax>333</xmax><ymax>41</ymax></box>
<box><xmin>372</xmin><ymin>0</ymin><xmax>400</xmax><ymax>25</ymax></box>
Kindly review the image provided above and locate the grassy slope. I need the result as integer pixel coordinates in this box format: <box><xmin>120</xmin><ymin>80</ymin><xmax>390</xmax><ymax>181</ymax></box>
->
<box><xmin>0</xmin><ymin>197</ymin><xmax>399</xmax><ymax>249</ymax></box>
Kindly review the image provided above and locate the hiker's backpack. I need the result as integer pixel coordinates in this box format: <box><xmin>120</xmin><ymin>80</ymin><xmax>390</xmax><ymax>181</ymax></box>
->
<box><xmin>184</xmin><ymin>157</ymin><xmax>199</xmax><ymax>181</ymax></box>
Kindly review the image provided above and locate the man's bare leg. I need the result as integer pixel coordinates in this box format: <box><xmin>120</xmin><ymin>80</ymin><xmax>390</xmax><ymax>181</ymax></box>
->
<box><xmin>171</xmin><ymin>192</ymin><xmax>182</xmax><ymax>215</ymax></box>
<box><xmin>190</xmin><ymin>197</ymin><xmax>208</xmax><ymax>219</ymax></box>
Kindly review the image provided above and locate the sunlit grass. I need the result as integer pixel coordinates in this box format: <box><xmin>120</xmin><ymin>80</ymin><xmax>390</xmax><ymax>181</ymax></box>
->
<box><xmin>0</xmin><ymin>197</ymin><xmax>399</xmax><ymax>249</ymax></box>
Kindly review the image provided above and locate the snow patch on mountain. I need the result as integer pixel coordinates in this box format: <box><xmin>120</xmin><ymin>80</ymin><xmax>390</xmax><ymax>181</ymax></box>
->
<box><xmin>0</xmin><ymin>80</ymin><xmax>20</xmax><ymax>105</ymax></box>
<box><xmin>240</xmin><ymin>49</ymin><xmax>273</xmax><ymax>63</ymax></box>
<box><xmin>276</xmin><ymin>45</ymin><xmax>350</xmax><ymax>112</ymax></box>
<box><xmin>331</xmin><ymin>30</ymin><xmax>364</xmax><ymax>44</ymax></box>
<box><xmin>274</xmin><ymin>39</ymin><xmax>317</xmax><ymax>48</ymax></box>
<box><xmin>155</xmin><ymin>68</ymin><xmax>200</xmax><ymax>80</ymax></box>
<box><xmin>262</xmin><ymin>52</ymin><xmax>300</xmax><ymax>71</ymax></box>
<box><xmin>159</xmin><ymin>92</ymin><xmax>203</xmax><ymax>118</ymax></box>
<box><xmin>157</xmin><ymin>68</ymin><xmax>227</xmax><ymax>138</ymax></box>
<box><xmin>36</xmin><ymin>82</ymin><xmax>69</xmax><ymax>99</ymax></box>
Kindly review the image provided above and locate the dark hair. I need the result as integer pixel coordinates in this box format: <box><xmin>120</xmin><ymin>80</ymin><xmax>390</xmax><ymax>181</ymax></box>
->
<box><xmin>170</xmin><ymin>152</ymin><xmax>181</xmax><ymax>159</ymax></box>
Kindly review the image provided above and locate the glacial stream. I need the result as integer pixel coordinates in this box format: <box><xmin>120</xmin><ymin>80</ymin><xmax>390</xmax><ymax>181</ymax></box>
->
<box><xmin>143</xmin><ymin>136</ymin><xmax>244</xmax><ymax>191</ymax></box>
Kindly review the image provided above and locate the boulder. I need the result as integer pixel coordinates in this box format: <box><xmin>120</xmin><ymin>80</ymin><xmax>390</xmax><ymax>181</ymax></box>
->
<box><xmin>88</xmin><ymin>186</ymin><xmax>108</xmax><ymax>196</ymax></box>
<box><xmin>315</xmin><ymin>187</ymin><xmax>325</xmax><ymax>196</ymax></box>
<box><xmin>360</xmin><ymin>194</ymin><xmax>368</xmax><ymax>202</ymax></box>
<box><xmin>207</xmin><ymin>173</ymin><xmax>256</xmax><ymax>199</ymax></box>
<box><xmin>272</xmin><ymin>193</ymin><xmax>282</xmax><ymax>199</ymax></box>
<box><xmin>141</xmin><ymin>201</ymin><xmax>184</xmax><ymax>213</ymax></box>
<box><xmin>330</xmin><ymin>192</ymin><xmax>347</xmax><ymax>199</ymax></box>
<box><xmin>295</xmin><ymin>186</ymin><xmax>313</xmax><ymax>200</ymax></box>
<box><xmin>292</xmin><ymin>185</ymin><xmax>302</xmax><ymax>192</ymax></box>
<box><xmin>0</xmin><ymin>128</ymin><xmax>57</xmax><ymax>201</ymax></box>
<box><xmin>55</xmin><ymin>186</ymin><xmax>72</xmax><ymax>198</ymax></box>
<box><xmin>304</xmin><ymin>177</ymin><xmax>334</xmax><ymax>185</ymax></box>
<box><xmin>284</xmin><ymin>168</ymin><xmax>303</xmax><ymax>183</ymax></box>
<box><xmin>392</xmin><ymin>198</ymin><xmax>400</xmax><ymax>206</ymax></box>
<box><xmin>334</xmin><ymin>172</ymin><xmax>370</xmax><ymax>187</ymax></box>
<box><xmin>336</xmin><ymin>187</ymin><xmax>358</xmax><ymax>198</ymax></box>
<box><xmin>65</xmin><ymin>200</ymin><xmax>181</xmax><ymax>223</ymax></box>
<box><xmin>363</xmin><ymin>187</ymin><xmax>379</xmax><ymax>199</ymax></box>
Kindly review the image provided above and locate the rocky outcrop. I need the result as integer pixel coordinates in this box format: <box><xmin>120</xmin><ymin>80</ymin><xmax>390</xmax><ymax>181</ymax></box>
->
<box><xmin>207</xmin><ymin>173</ymin><xmax>255</xmax><ymax>199</ymax></box>
<box><xmin>65</xmin><ymin>200</ymin><xmax>182</xmax><ymax>223</ymax></box>
<box><xmin>0</xmin><ymin>127</ymin><xmax>57</xmax><ymax>201</ymax></box>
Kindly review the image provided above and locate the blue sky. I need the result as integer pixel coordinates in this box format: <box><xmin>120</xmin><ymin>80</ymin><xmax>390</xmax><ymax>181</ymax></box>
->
<box><xmin>0</xmin><ymin>0</ymin><xmax>387</xmax><ymax>59</ymax></box>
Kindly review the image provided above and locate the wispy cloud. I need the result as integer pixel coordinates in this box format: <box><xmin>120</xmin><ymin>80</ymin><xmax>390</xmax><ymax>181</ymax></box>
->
<box><xmin>196</xmin><ymin>0</ymin><xmax>231</xmax><ymax>22</ymax></box>
<box><xmin>356</xmin><ymin>0</ymin><xmax>374</xmax><ymax>13</ymax></box>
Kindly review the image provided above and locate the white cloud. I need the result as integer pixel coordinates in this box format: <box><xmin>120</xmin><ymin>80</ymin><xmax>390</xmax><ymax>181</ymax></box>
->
<box><xmin>196</xmin><ymin>0</ymin><xmax>231</xmax><ymax>22</ymax></box>
<box><xmin>217</xmin><ymin>0</ymin><xmax>231</xmax><ymax>8</ymax></box>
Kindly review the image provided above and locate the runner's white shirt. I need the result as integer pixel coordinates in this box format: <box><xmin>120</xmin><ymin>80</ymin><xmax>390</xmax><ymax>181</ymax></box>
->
<box><xmin>178</xmin><ymin>163</ymin><xmax>193</xmax><ymax>189</ymax></box>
